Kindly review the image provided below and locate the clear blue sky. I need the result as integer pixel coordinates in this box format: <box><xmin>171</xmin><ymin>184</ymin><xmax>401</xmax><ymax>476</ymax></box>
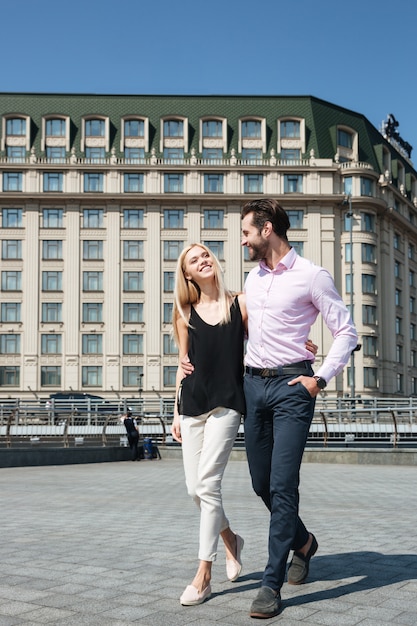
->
<box><xmin>3</xmin><ymin>0</ymin><xmax>417</xmax><ymax>160</ymax></box>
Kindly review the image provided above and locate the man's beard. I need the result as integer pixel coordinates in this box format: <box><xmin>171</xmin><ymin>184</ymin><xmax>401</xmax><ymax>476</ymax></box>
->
<box><xmin>248</xmin><ymin>240</ymin><xmax>268</xmax><ymax>261</ymax></box>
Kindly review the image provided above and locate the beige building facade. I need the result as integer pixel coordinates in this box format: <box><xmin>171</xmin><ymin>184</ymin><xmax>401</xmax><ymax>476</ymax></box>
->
<box><xmin>0</xmin><ymin>94</ymin><xmax>416</xmax><ymax>401</ymax></box>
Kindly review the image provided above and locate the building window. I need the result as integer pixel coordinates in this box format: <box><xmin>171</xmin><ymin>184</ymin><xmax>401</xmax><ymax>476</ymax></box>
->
<box><xmin>2</xmin><ymin>208</ymin><xmax>23</xmax><ymax>228</ymax></box>
<box><xmin>7</xmin><ymin>146</ymin><xmax>25</xmax><ymax>161</ymax></box>
<box><xmin>3</xmin><ymin>172</ymin><xmax>22</xmax><ymax>191</ymax></box>
<box><xmin>123</xmin><ymin>209</ymin><xmax>144</xmax><ymax>229</ymax></box>
<box><xmin>242</xmin><ymin>148</ymin><xmax>262</xmax><ymax>162</ymax></box>
<box><xmin>84</xmin><ymin>173</ymin><xmax>104</xmax><ymax>193</ymax></box>
<box><xmin>395</xmin><ymin>289</ymin><xmax>402</xmax><ymax>306</ymax></box>
<box><xmin>163</xmin><ymin>365</ymin><xmax>177</xmax><ymax>386</ymax></box>
<box><xmin>345</xmin><ymin>243</ymin><xmax>352</xmax><ymax>263</ymax></box>
<box><xmin>203</xmin><ymin>120</ymin><xmax>223</xmax><ymax>138</ymax></box>
<box><xmin>123</xmin><ymin>302</ymin><xmax>143</xmax><ymax>323</ymax></box>
<box><xmin>396</xmin><ymin>317</ymin><xmax>402</xmax><ymax>335</ymax></box>
<box><xmin>123</xmin><ymin>365</ymin><xmax>144</xmax><ymax>387</ymax></box>
<box><xmin>123</xmin><ymin>272</ymin><xmax>143</xmax><ymax>292</ymax></box>
<box><xmin>164</xmin><ymin>240</ymin><xmax>183</xmax><ymax>260</ymax></box>
<box><xmin>2</xmin><ymin>240</ymin><xmax>22</xmax><ymax>259</ymax></box>
<box><xmin>164</xmin><ymin>271</ymin><xmax>175</xmax><ymax>292</ymax></box>
<box><xmin>361</xmin><ymin>213</ymin><xmax>375</xmax><ymax>232</ymax></box>
<box><xmin>280</xmin><ymin>120</ymin><xmax>300</xmax><ymax>139</ymax></box>
<box><xmin>345</xmin><ymin>274</ymin><xmax>352</xmax><ymax>294</ymax></box>
<box><xmin>46</xmin><ymin>118</ymin><xmax>66</xmax><ymax>137</ymax></box>
<box><xmin>164</xmin><ymin>173</ymin><xmax>184</xmax><ymax>193</ymax></box>
<box><xmin>362</xmin><ymin>274</ymin><xmax>376</xmax><ymax>294</ymax></box>
<box><xmin>163</xmin><ymin>147</ymin><xmax>184</xmax><ymax>160</ymax></box>
<box><xmin>364</xmin><ymin>367</ymin><xmax>378</xmax><ymax>388</ymax></box>
<box><xmin>281</xmin><ymin>148</ymin><xmax>301</xmax><ymax>162</ymax></box>
<box><xmin>412</xmin><ymin>298</ymin><xmax>417</xmax><ymax>315</ymax></box>
<box><xmin>287</xmin><ymin>210</ymin><xmax>304</xmax><ymax>229</ymax></box>
<box><xmin>202</xmin><ymin>148</ymin><xmax>222</xmax><ymax>160</ymax></box>
<box><xmin>82</xmin><ymin>334</ymin><xmax>103</xmax><ymax>354</ymax></box>
<box><xmin>412</xmin><ymin>350</ymin><xmax>417</xmax><ymax>368</ymax></box>
<box><xmin>241</xmin><ymin>120</ymin><xmax>261</xmax><ymax>139</ymax></box>
<box><xmin>41</xmin><ymin>334</ymin><xmax>61</xmax><ymax>354</ymax></box>
<box><xmin>360</xmin><ymin>177</ymin><xmax>374</xmax><ymax>197</ymax></box>
<box><xmin>2</xmin><ymin>271</ymin><xmax>22</xmax><ymax>291</ymax></box>
<box><xmin>0</xmin><ymin>366</ymin><xmax>20</xmax><ymax>386</ymax></box>
<box><xmin>163</xmin><ymin>334</ymin><xmax>178</xmax><ymax>355</ymax></box>
<box><xmin>124</xmin><ymin>119</ymin><xmax>144</xmax><ymax>137</ymax></box>
<box><xmin>85</xmin><ymin>119</ymin><xmax>105</xmax><ymax>137</ymax></box>
<box><xmin>83</xmin><ymin>209</ymin><xmax>103</xmax><ymax>228</ymax></box>
<box><xmin>123</xmin><ymin>334</ymin><xmax>143</xmax><ymax>354</ymax></box>
<box><xmin>125</xmin><ymin>147</ymin><xmax>145</xmax><ymax>161</ymax></box>
<box><xmin>163</xmin><ymin>209</ymin><xmax>184</xmax><ymax>229</ymax></box>
<box><xmin>83</xmin><ymin>240</ymin><xmax>103</xmax><ymax>260</ymax></box>
<box><xmin>46</xmin><ymin>146</ymin><xmax>66</xmax><ymax>162</ymax></box>
<box><xmin>204</xmin><ymin>173</ymin><xmax>224</xmax><ymax>193</ymax></box>
<box><xmin>289</xmin><ymin>241</ymin><xmax>304</xmax><ymax>256</ymax></box>
<box><xmin>82</xmin><ymin>366</ymin><xmax>102</xmax><ymax>386</ymax></box>
<box><xmin>409</xmin><ymin>244</ymin><xmax>415</xmax><ymax>260</ymax></box>
<box><xmin>83</xmin><ymin>271</ymin><xmax>103</xmax><ymax>291</ymax></box>
<box><xmin>163</xmin><ymin>302</ymin><xmax>173</xmax><ymax>324</ymax></box>
<box><xmin>6</xmin><ymin>118</ymin><xmax>26</xmax><ymax>135</ymax></box>
<box><xmin>41</xmin><ymin>366</ymin><xmax>61</xmax><ymax>386</ymax></box>
<box><xmin>43</xmin><ymin>240</ymin><xmax>62</xmax><ymax>260</ymax></box>
<box><xmin>164</xmin><ymin>120</ymin><xmax>183</xmax><ymax>137</ymax></box>
<box><xmin>411</xmin><ymin>323</ymin><xmax>416</xmax><ymax>340</ymax></box>
<box><xmin>362</xmin><ymin>305</ymin><xmax>377</xmax><ymax>325</ymax></box>
<box><xmin>337</xmin><ymin>129</ymin><xmax>353</xmax><ymax>149</ymax></box>
<box><xmin>363</xmin><ymin>335</ymin><xmax>377</xmax><ymax>356</ymax></box>
<box><xmin>124</xmin><ymin>173</ymin><xmax>144</xmax><ymax>193</ymax></box>
<box><xmin>42</xmin><ymin>271</ymin><xmax>62</xmax><ymax>291</ymax></box>
<box><xmin>204</xmin><ymin>240</ymin><xmax>224</xmax><ymax>260</ymax></box>
<box><xmin>362</xmin><ymin>243</ymin><xmax>376</xmax><ymax>263</ymax></box>
<box><xmin>343</xmin><ymin>176</ymin><xmax>353</xmax><ymax>196</ymax></box>
<box><xmin>284</xmin><ymin>174</ymin><xmax>303</xmax><ymax>193</ymax></box>
<box><xmin>42</xmin><ymin>302</ymin><xmax>62</xmax><ymax>323</ymax></box>
<box><xmin>82</xmin><ymin>302</ymin><xmax>103</xmax><ymax>323</ymax></box>
<box><xmin>85</xmin><ymin>147</ymin><xmax>105</xmax><ymax>162</ymax></box>
<box><xmin>1</xmin><ymin>302</ymin><xmax>21</xmax><ymax>322</ymax></box>
<box><xmin>396</xmin><ymin>344</ymin><xmax>403</xmax><ymax>363</ymax></box>
<box><xmin>244</xmin><ymin>174</ymin><xmax>263</xmax><ymax>194</ymax></box>
<box><xmin>0</xmin><ymin>334</ymin><xmax>20</xmax><ymax>354</ymax></box>
<box><xmin>410</xmin><ymin>270</ymin><xmax>415</xmax><ymax>287</ymax></box>
<box><xmin>396</xmin><ymin>373</ymin><xmax>403</xmax><ymax>393</ymax></box>
<box><xmin>43</xmin><ymin>172</ymin><xmax>63</xmax><ymax>192</ymax></box>
<box><xmin>42</xmin><ymin>208</ymin><xmax>63</xmax><ymax>228</ymax></box>
<box><xmin>394</xmin><ymin>261</ymin><xmax>401</xmax><ymax>278</ymax></box>
<box><xmin>204</xmin><ymin>209</ymin><xmax>224</xmax><ymax>229</ymax></box>
<box><xmin>123</xmin><ymin>240</ymin><xmax>144</xmax><ymax>260</ymax></box>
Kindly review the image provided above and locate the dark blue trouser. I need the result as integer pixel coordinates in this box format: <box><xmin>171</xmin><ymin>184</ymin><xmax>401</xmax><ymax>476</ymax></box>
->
<box><xmin>244</xmin><ymin>369</ymin><xmax>316</xmax><ymax>591</ymax></box>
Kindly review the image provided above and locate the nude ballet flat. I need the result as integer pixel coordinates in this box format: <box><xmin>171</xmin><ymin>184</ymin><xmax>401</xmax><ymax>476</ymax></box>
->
<box><xmin>226</xmin><ymin>534</ymin><xmax>244</xmax><ymax>582</ymax></box>
<box><xmin>180</xmin><ymin>583</ymin><xmax>212</xmax><ymax>606</ymax></box>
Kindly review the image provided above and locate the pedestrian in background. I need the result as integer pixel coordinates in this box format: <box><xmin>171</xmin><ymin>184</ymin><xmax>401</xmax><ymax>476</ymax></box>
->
<box><xmin>122</xmin><ymin>409</ymin><xmax>140</xmax><ymax>461</ymax></box>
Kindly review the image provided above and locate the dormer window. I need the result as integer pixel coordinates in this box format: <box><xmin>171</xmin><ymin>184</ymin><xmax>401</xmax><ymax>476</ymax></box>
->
<box><xmin>336</xmin><ymin>125</ymin><xmax>358</xmax><ymax>162</ymax></box>
<box><xmin>278</xmin><ymin>118</ymin><xmax>305</xmax><ymax>157</ymax></box>
<box><xmin>81</xmin><ymin>116</ymin><xmax>109</xmax><ymax>153</ymax></box>
<box><xmin>42</xmin><ymin>116</ymin><xmax>70</xmax><ymax>161</ymax></box>
<box><xmin>239</xmin><ymin>117</ymin><xmax>266</xmax><ymax>155</ymax></box>
<box><xmin>121</xmin><ymin>117</ymin><xmax>148</xmax><ymax>160</ymax></box>
<box><xmin>2</xmin><ymin>115</ymin><xmax>31</xmax><ymax>154</ymax></box>
<box><xmin>200</xmin><ymin>117</ymin><xmax>227</xmax><ymax>158</ymax></box>
<box><xmin>160</xmin><ymin>117</ymin><xmax>188</xmax><ymax>154</ymax></box>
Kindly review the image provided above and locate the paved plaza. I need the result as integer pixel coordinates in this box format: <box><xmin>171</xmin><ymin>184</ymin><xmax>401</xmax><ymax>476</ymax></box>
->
<box><xmin>0</xmin><ymin>456</ymin><xmax>416</xmax><ymax>625</ymax></box>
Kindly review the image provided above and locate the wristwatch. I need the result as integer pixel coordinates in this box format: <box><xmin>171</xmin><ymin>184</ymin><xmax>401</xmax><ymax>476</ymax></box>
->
<box><xmin>313</xmin><ymin>376</ymin><xmax>327</xmax><ymax>390</ymax></box>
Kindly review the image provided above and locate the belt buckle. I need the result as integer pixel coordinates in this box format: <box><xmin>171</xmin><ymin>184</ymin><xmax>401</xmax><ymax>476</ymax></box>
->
<box><xmin>260</xmin><ymin>368</ymin><xmax>270</xmax><ymax>377</ymax></box>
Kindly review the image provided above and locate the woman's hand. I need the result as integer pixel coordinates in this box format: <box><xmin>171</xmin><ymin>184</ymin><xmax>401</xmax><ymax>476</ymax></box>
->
<box><xmin>171</xmin><ymin>414</ymin><xmax>182</xmax><ymax>443</ymax></box>
<box><xmin>181</xmin><ymin>354</ymin><xmax>194</xmax><ymax>376</ymax></box>
<box><xmin>305</xmin><ymin>339</ymin><xmax>318</xmax><ymax>356</ymax></box>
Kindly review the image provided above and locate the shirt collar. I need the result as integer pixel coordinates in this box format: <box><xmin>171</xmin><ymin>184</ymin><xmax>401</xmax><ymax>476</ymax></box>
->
<box><xmin>259</xmin><ymin>247</ymin><xmax>297</xmax><ymax>273</ymax></box>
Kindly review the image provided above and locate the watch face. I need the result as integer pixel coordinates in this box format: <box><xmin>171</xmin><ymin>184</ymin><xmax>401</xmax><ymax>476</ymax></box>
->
<box><xmin>315</xmin><ymin>377</ymin><xmax>327</xmax><ymax>389</ymax></box>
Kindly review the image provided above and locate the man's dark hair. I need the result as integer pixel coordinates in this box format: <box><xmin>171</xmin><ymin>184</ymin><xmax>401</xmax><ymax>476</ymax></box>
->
<box><xmin>241</xmin><ymin>198</ymin><xmax>290</xmax><ymax>240</ymax></box>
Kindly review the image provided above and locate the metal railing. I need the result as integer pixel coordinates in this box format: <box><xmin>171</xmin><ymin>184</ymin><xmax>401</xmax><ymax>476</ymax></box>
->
<box><xmin>1</xmin><ymin>397</ymin><xmax>417</xmax><ymax>449</ymax></box>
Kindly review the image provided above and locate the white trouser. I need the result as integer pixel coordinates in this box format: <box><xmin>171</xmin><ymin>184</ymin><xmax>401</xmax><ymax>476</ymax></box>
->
<box><xmin>181</xmin><ymin>407</ymin><xmax>241</xmax><ymax>562</ymax></box>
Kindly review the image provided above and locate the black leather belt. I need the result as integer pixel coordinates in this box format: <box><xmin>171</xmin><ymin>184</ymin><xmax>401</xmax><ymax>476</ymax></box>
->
<box><xmin>245</xmin><ymin>361</ymin><xmax>311</xmax><ymax>378</ymax></box>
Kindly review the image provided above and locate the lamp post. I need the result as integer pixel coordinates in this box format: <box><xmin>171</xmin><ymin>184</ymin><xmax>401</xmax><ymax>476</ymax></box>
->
<box><xmin>343</xmin><ymin>194</ymin><xmax>356</xmax><ymax>400</ymax></box>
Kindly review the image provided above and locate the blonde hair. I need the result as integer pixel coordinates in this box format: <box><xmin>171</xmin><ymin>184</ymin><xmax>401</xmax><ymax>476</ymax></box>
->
<box><xmin>172</xmin><ymin>243</ymin><xmax>234</xmax><ymax>346</ymax></box>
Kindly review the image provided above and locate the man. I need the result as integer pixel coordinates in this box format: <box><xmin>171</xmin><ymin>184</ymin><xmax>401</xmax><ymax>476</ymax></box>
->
<box><xmin>241</xmin><ymin>198</ymin><xmax>357</xmax><ymax>618</ymax></box>
<box><xmin>122</xmin><ymin>409</ymin><xmax>140</xmax><ymax>461</ymax></box>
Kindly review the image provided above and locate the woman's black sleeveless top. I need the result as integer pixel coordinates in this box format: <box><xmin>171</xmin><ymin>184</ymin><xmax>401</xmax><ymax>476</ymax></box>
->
<box><xmin>179</xmin><ymin>296</ymin><xmax>245</xmax><ymax>417</ymax></box>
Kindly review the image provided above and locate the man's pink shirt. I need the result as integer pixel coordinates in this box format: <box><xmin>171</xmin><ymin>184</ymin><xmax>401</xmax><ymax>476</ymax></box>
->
<box><xmin>244</xmin><ymin>247</ymin><xmax>358</xmax><ymax>383</ymax></box>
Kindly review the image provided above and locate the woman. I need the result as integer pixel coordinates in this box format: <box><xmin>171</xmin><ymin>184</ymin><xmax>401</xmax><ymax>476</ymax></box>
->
<box><xmin>172</xmin><ymin>243</ymin><xmax>316</xmax><ymax>606</ymax></box>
